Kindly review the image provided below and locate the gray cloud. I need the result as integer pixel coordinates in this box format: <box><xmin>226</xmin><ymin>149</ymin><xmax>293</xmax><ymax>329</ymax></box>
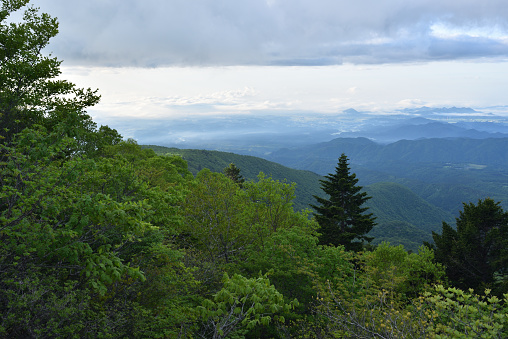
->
<box><xmin>34</xmin><ymin>0</ymin><xmax>508</xmax><ymax>66</ymax></box>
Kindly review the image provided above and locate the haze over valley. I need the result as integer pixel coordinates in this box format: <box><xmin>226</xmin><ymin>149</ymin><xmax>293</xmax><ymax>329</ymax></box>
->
<box><xmin>141</xmin><ymin>104</ymin><xmax>508</xmax><ymax>251</ymax></box>
<box><xmin>120</xmin><ymin>105</ymin><xmax>508</xmax><ymax>156</ymax></box>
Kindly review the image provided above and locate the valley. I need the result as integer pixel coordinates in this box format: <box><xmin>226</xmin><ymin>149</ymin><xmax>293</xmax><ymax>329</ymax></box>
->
<box><xmin>144</xmin><ymin>110</ymin><xmax>508</xmax><ymax>252</ymax></box>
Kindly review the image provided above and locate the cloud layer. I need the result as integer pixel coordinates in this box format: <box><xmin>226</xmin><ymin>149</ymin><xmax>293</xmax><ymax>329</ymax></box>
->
<box><xmin>35</xmin><ymin>0</ymin><xmax>508</xmax><ymax>67</ymax></box>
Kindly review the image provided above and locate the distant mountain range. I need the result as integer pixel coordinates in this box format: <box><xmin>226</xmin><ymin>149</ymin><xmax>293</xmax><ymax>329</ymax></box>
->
<box><xmin>266</xmin><ymin>137</ymin><xmax>508</xmax><ymax>172</ymax></box>
<box><xmin>336</xmin><ymin>119</ymin><xmax>508</xmax><ymax>143</ymax></box>
<box><xmin>399</xmin><ymin>106</ymin><xmax>480</xmax><ymax>115</ymax></box>
<box><xmin>129</xmin><ymin>106</ymin><xmax>508</xmax><ymax>156</ymax></box>
<box><xmin>331</xmin><ymin>106</ymin><xmax>508</xmax><ymax>143</ymax></box>
<box><xmin>264</xmin><ymin>137</ymin><xmax>508</xmax><ymax>216</ymax></box>
<box><xmin>141</xmin><ymin>106</ymin><xmax>508</xmax><ymax>251</ymax></box>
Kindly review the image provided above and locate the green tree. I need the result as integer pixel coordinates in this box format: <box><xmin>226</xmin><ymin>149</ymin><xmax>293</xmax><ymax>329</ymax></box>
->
<box><xmin>243</xmin><ymin>172</ymin><xmax>306</xmax><ymax>234</ymax></box>
<box><xmin>362</xmin><ymin>242</ymin><xmax>446</xmax><ymax>299</ymax></box>
<box><xmin>0</xmin><ymin>129</ymin><xmax>145</xmax><ymax>336</ymax></box>
<box><xmin>183</xmin><ymin>169</ymin><xmax>255</xmax><ymax>266</ymax></box>
<box><xmin>0</xmin><ymin>127</ymin><xmax>199</xmax><ymax>337</ymax></box>
<box><xmin>311</xmin><ymin>153</ymin><xmax>376</xmax><ymax>251</ymax></box>
<box><xmin>243</xmin><ymin>224</ymin><xmax>351</xmax><ymax>316</ymax></box>
<box><xmin>429</xmin><ymin>198</ymin><xmax>508</xmax><ymax>295</ymax></box>
<box><xmin>422</xmin><ymin>285</ymin><xmax>508</xmax><ymax>338</ymax></box>
<box><xmin>223</xmin><ymin>162</ymin><xmax>245</xmax><ymax>187</ymax></box>
<box><xmin>183</xmin><ymin>171</ymin><xmax>310</xmax><ymax>267</ymax></box>
<box><xmin>0</xmin><ymin>2</ymin><xmax>199</xmax><ymax>334</ymax></box>
<box><xmin>0</xmin><ymin>0</ymin><xmax>119</xmax><ymax>155</ymax></box>
<box><xmin>311</xmin><ymin>244</ymin><xmax>446</xmax><ymax>339</ymax></box>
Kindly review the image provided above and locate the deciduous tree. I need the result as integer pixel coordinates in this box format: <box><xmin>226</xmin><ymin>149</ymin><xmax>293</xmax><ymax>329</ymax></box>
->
<box><xmin>197</xmin><ymin>273</ymin><xmax>298</xmax><ymax>339</ymax></box>
<box><xmin>0</xmin><ymin>0</ymin><xmax>119</xmax><ymax>155</ymax></box>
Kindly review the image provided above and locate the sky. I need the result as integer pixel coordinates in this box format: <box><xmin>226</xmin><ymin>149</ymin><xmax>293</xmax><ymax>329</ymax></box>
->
<box><xmin>25</xmin><ymin>0</ymin><xmax>508</xmax><ymax>138</ymax></box>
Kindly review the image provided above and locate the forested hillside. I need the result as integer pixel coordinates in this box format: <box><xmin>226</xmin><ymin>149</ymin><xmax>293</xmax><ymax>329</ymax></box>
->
<box><xmin>142</xmin><ymin>145</ymin><xmax>322</xmax><ymax>212</ymax></box>
<box><xmin>366</xmin><ymin>182</ymin><xmax>454</xmax><ymax>250</ymax></box>
<box><xmin>265</xmin><ymin>137</ymin><xmax>508</xmax><ymax>214</ymax></box>
<box><xmin>2</xmin><ymin>2</ymin><xmax>508</xmax><ymax>338</ymax></box>
<box><xmin>143</xmin><ymin>145</ymin><xmax>457</xmax><ymax>251</ymax></box>
<box><xmin>267</xmin><ymin>137</ymin><xmax>508</xmax><ymax>171</ymax></box>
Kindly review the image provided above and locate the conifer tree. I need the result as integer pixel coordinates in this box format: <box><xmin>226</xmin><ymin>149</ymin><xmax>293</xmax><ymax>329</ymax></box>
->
<box><xmin>223</xmin><ymin>163</ymin><xmax>245</xmax><ymax>187</ymax></box>
<box><xmin>429</xmin><ymin>198</ymin><xmax>508</xmax><ymax>295</ymax></box>
<box><xmin>311</xmin><ymin>153</ymin><xmax>375</xmax><ymax>251</ymax></box>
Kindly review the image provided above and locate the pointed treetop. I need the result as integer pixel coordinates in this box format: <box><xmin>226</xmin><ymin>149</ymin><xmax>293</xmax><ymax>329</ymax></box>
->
<box><xmin>311</xmin><ymin>153</ymin><xmax>376</xmax><ymax>251</ymax></box>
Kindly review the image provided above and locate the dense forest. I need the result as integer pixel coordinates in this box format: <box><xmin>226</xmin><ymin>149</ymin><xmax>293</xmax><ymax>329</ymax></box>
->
<box><xmin>1</xmin><ymin>1</ymin><xmax>508</xmax><ymax>338</ymax></box>
<box><xmin>142</xmin><ymin>145</ymin><xmax>454</xmax><ymax>251</ymax></box>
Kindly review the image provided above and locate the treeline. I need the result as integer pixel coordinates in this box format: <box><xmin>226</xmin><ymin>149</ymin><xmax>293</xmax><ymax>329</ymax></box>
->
<box><xmin>1</xmin><ymin>2</ymin><xmax>508</xmax><ymax>338</ymax></box>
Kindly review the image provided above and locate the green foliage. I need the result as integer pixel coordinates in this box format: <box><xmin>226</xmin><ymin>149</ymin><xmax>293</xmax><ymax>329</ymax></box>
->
<box><xmin>243</xmin><ymin>172</ymin><xmax>308</xmax><ymax>234</ymax></box>
<box><xmin>311</xmin><ymin>153</ymin><xmax>376</xmax><ymax>251</ymax></box>
<box><xmin>182</xmin><ymin>170</ymin><xmax>310</xmax><ymax>267</ymax></box>
<box><xmin>315</xmin><ymin>281</ymin><xmax>430</xmax><ymax>338</ymax></box>
<box><xmin>363</xmin><ymin>242</ymin><xmax>446</xmax><ymax>299</ymax></box>
<box><xmin>197</xmin><ymin>273</ymin><xmax>298</xmax><ymax>339</ymax></box>
<box><xmin>142</xmin><ymin>145</ymin><xmax>323</xmax><ymax>211</ymax></box>
<box><xmin>430</xmin><ymin>198</ymin><xmax>508</xmax><ymax>295</ymax></box>
<box><xmin>0</xmin><ymin>122</ymin><xmax>193</xmax><ymax>337</ymax></box>
<box><xmin>422</xmin><ymin>285</ymin><xmax>508</xmax><ymax>338</ymax></box>
<box><xmin>0</xmin><ymin>0</ymin><xmax>120</xmax><ymax>155</ymax></box>
<box><xmin>314</xmin><ymin>281</ymin><xmax>508</xmax><ymax>339</ymax></box>
<box><xmin>223</xmin><ymin>162</ymin><xmax>245</xmax><ymax>187</ymax></box>
<box><xmin>0</xmin><ymin>130</ymin><xmax>138</xmax><ymax>335</ymax></box>
<box><xmin>243</xmin><ymin>225</ymin><xmax>323</xmax><ymax>312</ymax></box>
<box><xmin>304</xmin><ymin>242</ymin><xmax>444</xmax><ymax>338</ymax></box>
<box><xmin>182</xmin><ymin>169</ymin><xmax>255</xmax><ymax>266</ymax></box>
<box><xmin>310</xmin><ymin>240</ymin><xmax>508</xmax><ymax>339</ymax></box>
<box><xmin>242</xmin><ymin>224</ymin><xmax>355</xmax><ymax>339</ymax></box>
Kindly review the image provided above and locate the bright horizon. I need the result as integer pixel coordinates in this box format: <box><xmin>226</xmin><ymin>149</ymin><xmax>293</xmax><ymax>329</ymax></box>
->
<box><xmin>30</xmin><ymin>0</ymin><xmax>508</xmax><ymax>140</ymax></box>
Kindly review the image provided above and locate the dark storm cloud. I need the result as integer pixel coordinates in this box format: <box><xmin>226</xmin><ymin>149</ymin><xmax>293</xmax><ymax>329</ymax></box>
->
<box><xmin>35</xmin><ymin>0</ymin><xmax>508</xmax><ymax>66</ymax></box>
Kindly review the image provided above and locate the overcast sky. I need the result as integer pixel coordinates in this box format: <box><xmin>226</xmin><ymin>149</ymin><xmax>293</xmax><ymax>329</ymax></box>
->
<box><xmin>28</xmin><ymin>0</ymin><xmax>508</xmax><ymax>136</ymax></box>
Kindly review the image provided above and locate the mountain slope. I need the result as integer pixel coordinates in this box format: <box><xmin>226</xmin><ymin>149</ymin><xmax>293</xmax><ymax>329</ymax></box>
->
<box><xmin>265</xmin><ymin>137</ymin><xmax>508</xmax><ymax>214</ymax></box>
<box><xmin>365</xmin><ymin>182</ymin><xmax>454</xmax><ymax>250</ymax></box>
<box><xmin>142</xmin><ymin>145</ymin><xmax>323</xmax><ymax>211</ymax></box>
<box><xmin>366</xmin><ymin>182</ymin><xmax>453</xmax><ymax>232</ymax></box>
<box><xmin>143</xmin><ymin>145</ymin><xmax>457</xmax><ymax>251</ymax></box>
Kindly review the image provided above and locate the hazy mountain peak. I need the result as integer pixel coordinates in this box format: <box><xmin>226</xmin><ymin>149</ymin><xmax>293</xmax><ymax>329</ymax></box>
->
<box><xmin>343</xmin><ymin>108</ymin><xmax>362</xmax><ymax>115</ymax></box>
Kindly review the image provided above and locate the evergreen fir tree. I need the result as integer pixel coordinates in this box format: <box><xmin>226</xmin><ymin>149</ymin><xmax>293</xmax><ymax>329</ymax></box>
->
<box><xmin>429</xmin><ymin>198</ymin><xmax>508</xmax><ymax>295</ymax></box>
<box><xmin>311</xmin><ymin>153</ymin><xmax>375</xmax><ymax>251</ymax></box>
<box><xmin>223</xmin><ymin>163</ymin><xmax>245</xmax><ymax>187</ymax></box>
